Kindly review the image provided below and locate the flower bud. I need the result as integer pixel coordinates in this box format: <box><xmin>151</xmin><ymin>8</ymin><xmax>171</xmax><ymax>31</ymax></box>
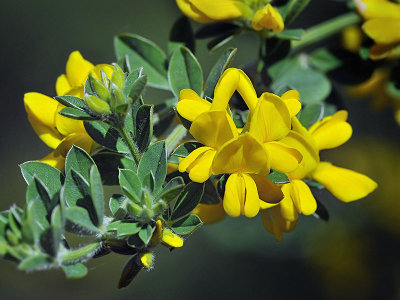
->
<box><xmin>161</xmin><ymin>228</ymin><xmax>183</xmax><ymax>248</ymax></box>
<box><xmin>85</xmin><ymin>95</ymin><xmax>111</xmax><ymax>115</ymax></box>
<box><xmin>139</xmin><ymin>252</ymin><xmax>153</xmax><ymax>269</ymax></box>
<box><xmin>251</xmin><ymin>4</ymin><xmax>284</xmax><ymax>33</ymax></box>
<box><xmin>110</xmin><ymin>83</ymin><xmax>126</xmax><ymax>110</ymax></box>
<box><xmin>88</xmin><ymin>73</ymin><xmax>110</xmax><ymax>101</ymax></box>
<box><xmin>111</xmin><ymin>63</ymin><xmax>125</xmax><ymax>89</ymax></box>
<box><xmin>127</xmin><ymin>202</ymin><xmax>143</xmax><ymax>218</ymax></box>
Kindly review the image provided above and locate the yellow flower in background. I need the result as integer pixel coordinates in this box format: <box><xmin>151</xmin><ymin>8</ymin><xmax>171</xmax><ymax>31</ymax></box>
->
<box><xmin>341</xmin><ymin>25</ymin><xmax>363</xmax><ymax>53</ymax></box>
<box><xmin>262</xmin><ymin>112</ymin><xmax>377</xmax><ymax>240</ymax></box>
<box><xmin>24</xmin><ymin>51</ymin><xmax>113</xmax><ymax>169</ymax></box>
<box><xmin>175</xmin><ymin>0</ymin><xmax>284</xmax><ymax>32</ymax></box>
<box><xmin>252</xmin><ymin>4</ymin><xmax>284</xmax><ymax>33</ymax></box>
<box><xmin>354</xmin><ymin>0</ymin><xmax>400</xmax><ymax>59</ymax></box>
<box><xmin>348</xmin><ymin>68</ymin><xmax>400</xmax><ymax>125</ymax></box>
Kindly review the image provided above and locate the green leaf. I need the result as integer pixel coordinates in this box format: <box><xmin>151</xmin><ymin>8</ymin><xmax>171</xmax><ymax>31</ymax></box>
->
<box><xmin>281</xmin><ymin>0</ymin><xmax>311</xmax><ymax>25</ymax></box>
<box><xmin>39</xmin><ymin>205</ymin><xmax>63</xmax><ymax>257</ymax></box>
<box><xmin>168</xmin><ymin>46</ymin><xmax>203</xmax><ymax>97</ymax></box>
<box><xmin>114</xmin><ymin>34</ymin><xmax>168</xmax><ymax>90</ymax></box>
<box><xmin>267</xmin><ymin>170</ymin><xmax>290</xmax><ymax>184</ymax></box>
<box><xmin>26</xmin><ymin>177</ymin><xmax>55</xmax><ymax>213</ymax></box>
<box><xmin>169</xmin><ymin>16</ymin><xmax>195</xmax><ymax>55</ymax></box>
<box><xmin>118</xmin><ymin>254</ymin><xmax>142</xmax><ymax>289</ymax></box>
<box><xmin>298</xmin><ymin>103</ymin><xmax>325</xmax><ymax>129</ymax></box>
<box><xmin>119</xmin><ymin>169</ymin><xmax>142</xmax><ymax>203</ymax></box>
<box><xmin>84</xmin><ymin>121</ymin><xmax>129</xmax><ymax>153</ymax></box>
<box><xmin>157</xmin><ymin>176</ymin><xmax>185</xmax><ymax>204</ymax></box>
<box><xmin>62</xmin><ymin>263</ymin><xmax>88</xmax><ymax>279</ymax></box>
<box><xmin>142</xmin><ymin>172</ymin><xmax>155</xmax><ymax>192</ymax></box>
<box><xmin>201</xmin><ymin>179</ymin><xmax>220</xmax><ymax>204</ymax></box>
<box><xmin>26</xmin><ymin>199</ymin><xmax>49</xmax><ymax>241</ymax></box>
<box><xmin>89</xmin><ymin>165</ymin><xmax>104</xmax><ymax>226</ymax></box>
<box><xmin>137</xmin><ymin>141</ymin><xmax>167</xmax><ymax>194</ymax></box>
<box><xmin>117</xmin><ymin>222</ymin><xmax>141</xmax><ymax>238</ymax></box>
<box><xmin>269</xmin><ymin>56</ymin><xmax>331</xmax><ymax>104</ymax></box>
<box><xmin>308</xmin><ymin>48</ymin><xmax>341</xmax><ymax>73</ymax></box>
<box><xmin>207</xmin><ymin>33</ymin><xmax>237</xmax><ymax>53</ymax></box>
<box><xmin>135</xmin><ymin>104</ymin><xmax>153</xmax><ymax>153</ymax></box>
<box><xmin>138</xmin><ymin>224</ymin><xmax>155</xmax><ymax>245</ymax></box>
<box><xmin>171</xmin><ymin>141</ymin><xmax>203</xmax><ymax>158</ymax></box>
<box><xmin>276</xmin><ymin>29</ymin><xmax>304</xmax><ymax>40</ymax></box>
<box><xmin>196</xmin><ymin>23</ymin><xmax>240</xmax><ymax>39</ymax></box>
<box><xmin>171</xmin><ymin>214</ymin><xmax>202</xmax><ymax>235</ymax></box>
<box><xmin>65</xmin><ymin>146</ymin><xmax>95</xmax><ymax>181</ymax></box>
<box><xmin>18</xmin><ymin>254</ymin><xmax>51</xmax><ymax>271</ymax></box>
<box><xmin>54</xmin><ymin>95</ymin><xmax>86</xmax><ymax>110</ymax></box>
<box><xmin>20</xmin><ymin>161</ymin><xmax>63</xmax><ymax>199</ymax></box>
<box><xmin>93</xmin><ymin>152</ymin><xmax>136</xmax><ymax>185</ymax></box>
<box><xmin>204</xmin><ymin>47</ymin><xmax>237</xmax><ymax>99</ymax></box>
<box><xmin>59</xmin><ymin>107</ymin><xmax>96</xmax><ymax>120</ymax></box>
<box><xmin>65</xmin><ymin>206</ymin><xmax>100</xmax><ymax>235</ymax></box>
<box><xmin>171</xmin><ymin>182</ymin><xmax>205</xmax><ymax>221</ymax></box>
<box><xmin>8</xmin><ymin>209</ymin><xmax>21</xmax><ymax>240</ymax></box>
<box><xmin>109</xmin><ymin>194</ymin><xmax>126</xmax><ymax>216</ymax></box>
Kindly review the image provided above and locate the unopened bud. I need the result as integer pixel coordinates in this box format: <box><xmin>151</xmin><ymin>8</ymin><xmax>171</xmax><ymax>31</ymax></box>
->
<box><xmin>139</xmin><ymin>252</ymin><xmax>153</xmax><ymax>269</ymax></box>
<box><xmin>88</xmin><ymin>73</ymin><xmax>110</xmax><ymax>101</ymax></box>
<box><xmin>161</xmin><ymin>228</ymin><xmax>183</xmax><ymax>248</ymax></box>
<box><xmin>110</xmin><ymin>83</ymin><xmax>126</xmax><ymax>110</ymax></box>
<box><xmin>111</xmin><ymin>63</ymin><xmax>125</xmax><ymax>89</ymax></box>
<box><xmin>127</xmin><ymin>202</ymin><xmax>143</xmax><ymax>217</ymax></box>
<box><xmin>152</xmin><ymin>200</ymin><xmax>167</xmax><ymax>216</ymax></box>
<box><xmin>85</xmin><ymin>95</ymin><xmax>111</xmax><ymax>115</ymax></box>
<box><xmin>100</xmin><ymin>70</ymin><xmax>110</xmax><ymax>88</ymax></box>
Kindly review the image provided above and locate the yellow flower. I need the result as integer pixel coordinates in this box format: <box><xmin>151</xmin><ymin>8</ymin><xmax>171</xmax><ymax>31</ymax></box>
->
<box><xmin>354</xmin><ymin>0</ymin><xmax>400</xmax><ymax>59</ymax></box>
<box><xmin>176</xmin><ymin>0</ymin><xmax>252</xmax><ymax>23</ymax></box>
<box><xmin>175</xmin><ymin>0</ymin><xmax>284</xmax><ymax>32</ymax></box>
<box><xmin>192</xmin><ymin>201</ymin><xmax>226</xmax><ymax>224</ymax></box>
<box><xmin>341</xmin><ymin>25</ymin><xmax>363</xmax><ymax>53</ymax></box>
<box><xmin>262</xmin><ymin>112</ymin><xmax>377</xmax><ymax>240</ymax></box>
<box><xmin>251</xmin><ymin>4</ymin><xmax>284</xmax><ymax>33</ymax></box>
<box><xmin>248</xmin><ymin>90</ymin><xmax>303</xmax><ymax>173</ymax></box>
<box><xmin>212</xmin><ymin>133</ymin><xmax>283</xmax><ymax>218</ymax></box>
<box><xmin>24</xmin><ymin>51</ymin><xmax>113</xmax><ymax>169</ymax></box>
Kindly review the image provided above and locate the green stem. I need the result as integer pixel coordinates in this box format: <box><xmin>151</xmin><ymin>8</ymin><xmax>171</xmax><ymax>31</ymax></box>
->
<box><xmin>292</xmin><ymin>12</ymin><xmax>361</xmax><ymax>51</ymax></box>
<box><xmin>165</xmin><ymin>124</ymin><xmax>187</xmax><ymax>156</ymax></box>
<box><xmin>118</xmin><ymin>126</ymin><xmax>141</xmax><ymax>165</ymax></box>
<box><xmin>61</xmin><ymin>242</ymin><xmax>101</xmax><ymax>263</ymax></box>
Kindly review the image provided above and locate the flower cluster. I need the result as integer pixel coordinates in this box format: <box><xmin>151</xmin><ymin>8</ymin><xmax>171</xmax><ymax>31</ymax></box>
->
<box><xmin>23</xmin><ymin>51</ymin><xmax>113</xmax><ymax>168</ymax></box>
<box><xmin>176</xmin><ymin>0</ymin><xmax>284</xmax><ymax>33</ymax></box>
<box><xmin>177</xmin><ymin>68</ymin><xmax>377</xmax><ymax>240</ymax></box>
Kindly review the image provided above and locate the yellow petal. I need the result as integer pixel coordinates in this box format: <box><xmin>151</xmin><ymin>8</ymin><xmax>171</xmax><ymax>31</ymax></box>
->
<box><xmin>55</xmin><ymin>74</ymin><xmax>72</xmax><ymax>96</ymax></box>
<box><xmin>342</xmin><ymin>25</ymin><xmax>364</xmax><ymax>53</ymax></box>
<box><xmin>139</xmin><ymin>252</ymin><xmax>153</xmax><ymax>269</ymax></box>
<box><xmin>24</xmin><ymin>93</ymin><xmax>63</xmax><ymax>149</ymax></box>
<box><xmin>54</xmin><ymin>133</ymin><xmax>93</xmax><ymax>158</ymax></box>
<box><xmin>212</xmin><ymin>133</ymin><xmax>270</xmax><ymax>175</ymax></box>
<box><xmin>261</xmin><ymin>207</ymin><xmax>297</xmax><ymax>242</ymax></box>
<box><xmin>189</xmin><ymin>0</ymin><xmax>251</xmax><ymax>20</ymax></box>
<box><xmin>280</xmin><ymin>130</ymin><xmax>319</xmax><ymax>180</ymax></box>
<box><xmin>312</xmin><ymin>162</ymin><xmax>378</xmax><ymax>202</ymax></box>
<box><xmin>24</xmin><ymin>92</ymin><xmax>58</xmax><ymax>128</ymax></box>
<box><xmin>92</xmin><ymin>64</ymin><xmax>114</xmax><ymax>81</ymax></box>
<box><xmin>39</xmin><ymin>151</ymin><xmax>66</xmax><ymax>170</ymax></box>
<box><xmin>242</xmin><ymin>174</ymin><xmax>261</xmax><ymax>218</ymax></box>
<box><xmin>363</xmin><ymin>18</ymin><xmax>400</xmax><ymax>45</ymax></box>
<box><xmin>187</xmin><ymin>148</ymin><xmax>216</xmax><ymax>183</ymax></box>
<box><xmin>290</xmin><ymin>179</ymin><xmax>317</xmax><ymax>215</ymax></box>
<box><xmin>251</xmin><ymin>4</ymin><xmax>284</xmax><ymax>33</ymax></box>
<box><xmin>211</xmin><ymin>68</ymin><xmax>258</xmax><ymax>112</ymax></box>
<box><xmin>65</xmin><ymin>51</ymin><xmax>94</xmax><ymax>88</ymax></box>
<box><xmin>176</xmin><ymin>89</ymin><xmax>212</xmax><ymax>122</ymax></box>
<box><xmin>279</xmin><ymin>184</ymin><xmax>298</xmax><ymax>222</ymax></box>
<box><xmin>175</xmin><ymin>0</ymin><xmax>214</xmax><ymax>23</ymax></box>
<box><xmin>250</xmin><ymin>174</ymin><xmax>283</xmax><ymax>204</ymax></box>
<box><xmin>190</xmin><ymin>110</ymin><xmax>238</xmax><ymax>149</ymax></box>
<box><xmin>309</xmin><ymin>110</ymin><xmax>352</xmax><ymax>150</ymax></box>
<box><xmin>178</xmin><ymin>146</ymin><xmax>212</xmax><ymax>173</ymax></box>
<box><xmin>249</xmin><ymin>92</ymin><xmax>291</xmax><ymax>142</ymax></box>
<box><xmin>192</xmin><ymin>202</ymin><xmax>226</xmax><ymax>224</ymax></box>
<box><xmin>161</xmin><ymin>228</ymin><xmax>183</xmax><ymax>248</ymax></box>
<box><xmin>265</xmin><ymin>141</ymin><xmax>303</xmax><ymax>173</ymax></box>
<box><xmin>355</xmin><ymin>0</ymin><xmax>400</xmax><ymax>19</ymax></box>
<box><xmin>281</xmin><ymin>90</ymin><xmax>301</xmax><ymax>117</ymax></box>
<box><xmin>55</xmin><ymin>103</ymin><xmax>86</xmax><ymax>136</ymax></box>
<box><xmin>223</xmin><ymin>173</ymin><xmax>245</xmax><ymax>217</ymax></box>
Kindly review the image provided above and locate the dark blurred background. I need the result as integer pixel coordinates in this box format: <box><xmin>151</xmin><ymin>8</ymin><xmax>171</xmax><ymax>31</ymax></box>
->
<box><xmin>1</xmin><ymin>1</ymin><xmax>399</xmax><ymax>299</ymax></box>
